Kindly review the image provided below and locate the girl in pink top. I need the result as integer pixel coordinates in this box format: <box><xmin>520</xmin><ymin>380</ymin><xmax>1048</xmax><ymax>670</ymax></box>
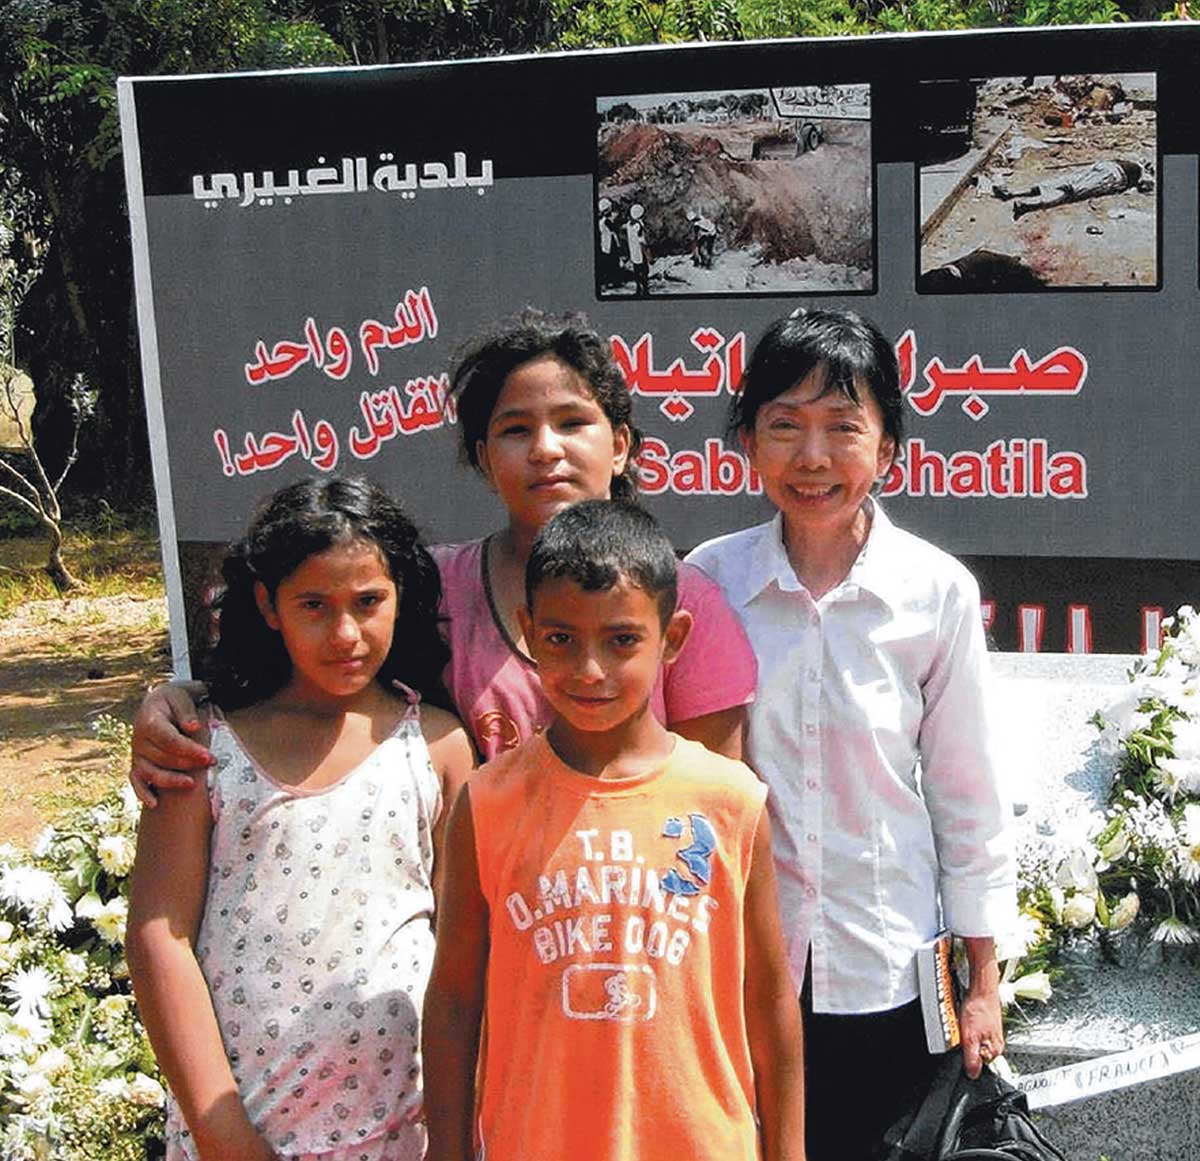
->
<box><xmin>130</xmin><ymin>312</ymin><xmax>756</xmax><ymax>784</ymax></box>
<box><xmin>433</xmin><ymin>311</ymin><xmax>757</xmax><ymax>760</ymax></box>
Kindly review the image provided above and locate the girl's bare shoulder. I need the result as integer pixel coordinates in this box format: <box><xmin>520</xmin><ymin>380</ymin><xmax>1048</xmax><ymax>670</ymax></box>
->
<box><xmin>418</xmin><ymin>701</ymin><xmax>468</xmax><ymax>743</ymax></box>
<box><xmin>419</xmin><ymin>703</ymin><xmax>476</xmax><ymax>783</ymax></box>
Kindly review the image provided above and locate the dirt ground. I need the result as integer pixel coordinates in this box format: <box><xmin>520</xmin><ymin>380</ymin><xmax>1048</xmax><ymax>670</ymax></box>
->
<box><xmin>0</xmin><ymin>593</ymin><xmax>170</xmax><ymax>845</ymax></box>
<box><xmin>922</xmin><ymin>76</ymin><xmax>1156</xmax><ymax>287</ymax></box>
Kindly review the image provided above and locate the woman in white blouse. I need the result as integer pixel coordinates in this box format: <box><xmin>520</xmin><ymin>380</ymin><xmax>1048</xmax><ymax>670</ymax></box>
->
<box><xmin>687</xmin><ymin>309</ymin><xmax>1015</xmax><ymax>1161</ymax></box>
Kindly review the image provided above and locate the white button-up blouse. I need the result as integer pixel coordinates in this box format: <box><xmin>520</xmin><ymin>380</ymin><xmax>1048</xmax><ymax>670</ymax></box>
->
<box><xmin>687</xmin><ymin>502</ymin><xmax>1016</xmax><ymax>1014</ymax></box>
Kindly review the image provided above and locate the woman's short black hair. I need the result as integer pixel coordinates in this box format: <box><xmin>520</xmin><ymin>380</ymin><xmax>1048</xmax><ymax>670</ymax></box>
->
<box><xmin>525</xmin><ymin>500</ymin><xmax>678</xmax><ymax>625</ymax></box>
<box><xmin>448</xmin><ymin>309</ymin><xmax>644</xmax><ymax>504</ymax></box>
<box><xmin>729</xmin><ymin>308</ymin><xmax>904</xmax><ymax>457</ymax></box>
<box><xmin>202</xmin><ymin>476</ymin><xmax>450</xmax><ymax>712</ymax></box>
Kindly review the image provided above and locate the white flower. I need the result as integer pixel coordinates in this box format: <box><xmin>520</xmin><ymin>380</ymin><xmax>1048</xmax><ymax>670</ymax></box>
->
<box><xmin>1012</xmin><ymin>970</ymin><xmax>1053</xmax><ymax>1002</ymax></box>
<box><xmin>1097</xmin><ymin>824</ymin><xmax>1130</xmax><ymax>865</ymax></box>
<box><xmin>1136</xmin><ymin>655</ymin><xmax>1194</xmax><ymax>711</ymax></box>
<box><xmin>1055</xmin><ymin>850</ymin><xmax>1099</xmax><ymax>894</ymax></box>
<box><xmin>1172</xmin><ymin>612</ymin><xmax>1200</xmax><ymax>667</ymax></box>
<box><xmin>98</xmin><ymin>994</ymin><xmax>129</xmax><ymax>1020</ymax></box>
<box><xmin>1151</xmin><ymin>917</ymin><xmax>1199</xmax><ymax>944</ymax></box>
<box><xmin>30</xmin><ymin>829</ymin><xmax>55</xmax><ymax>859</ymax></box>
<box><xmin>92</xmin><ymin>896</ymin><xmax>128</xmax><ymax>945</ymax></box>
<box><xmin>1108</xmin><ymin>891</ymin><xmax>1141</xmax><ymax>930</ymax></box>
<box><xmin>999</xmin><ymin>969</ymin><xmax>1053</xmax><ymax>1007</ymax></box>
<box><xmin>1048</xmin><ymin>885</ymin><xmax>1065</xmax><ymax>922</ymax></box>
<box><xmin>1062</xmin><ymin>892</ymin><xmax>1097</xmax><ymax>929</ymax></box>
<box><xmin>8</xmin><ymin>1011</ymin><xmax>52</xmax><ymax>1046</ymax></box>
<box><xmin>0</xmin><ymin>866</ymin><xmax>72</xmax><ymax>930</ymax></box>
<box><xmin>96</xmin><ymin>835</ymin><xmax>135</xmax><ymax>877</ymax></box>
<box><xmin>5</xmin><ymin>967</ymin><xmax>55</xmax><ymax>1023</ymax></box>
<box><xmin>89</xmin><ymin>805</ymin><xmax>118</xmax><ymax>836</ymax></box>
<box><xmin>1152</xmin><ymin>760</ymin><xmax>1187</xmax><ymax>804</ymax></box>
<box><xmin>58</xmin><ymin>952</ymin><xmax>87</xmax><ymax>984</ymax></box>
<box><xmin>1098</xmin><ymin>684</ymin><xmax>1162</xmax><ymax>743</ymax></box>
<box><xmin>74</xmin><ymin>891</ymin><xmax>104</xmax><ymax>920</ymax></box>
<box><xmin>29</xmin><ymin>1047</ymin><xmax>69</xmax><ymax>1080</ymax></box>
<box><xmin>44</xmin><ymin>895</ymin><xmax>72</xmax><ymax>932</ymax></box>
<box><xmin>96</xmin><ymin>1076</ymin><xmax>127</xmax><ymax>1100</ymax></box>
<box><xmin>1171</xmin><ymin>717</ymin><xmax>1200</xmax><ymax>760</ymax></box>
<box><xmin>995</xmin><ymin>911</ymin><xmax>1042</xmax><ymax>961</ymax></box>
<box><xmin>119</xmin><ymin>783</ymin><xmax>142</xmax><ymax>824</ymax></box>
<box><xmin>0</xmin><ymin>920</ymin><xmax>13</xmax><ymax>942</ymax></box>
<box><xmin>1097</xmin><ymin>685</ymin><xmax>1142</xmax><ymax>742</ymax></box>
<box><xmin>1178</xmin><ymin>804</ymin><xmax>1200</xmax><ymax>884</ymax></box>
<box><xmin>2</xmin><ymin>1119</ymin><xmax>54</xmax><ymax>1161</ymax></box>
<box><xmin>17</xmin><ymin>1072</ymin><xmax>52</xmax><ymax>1101</ymax></box>
<box><xmin>127</xmin><ymin>1071</ymin><xmax>167</xmax><ymax>1107</ymax></box>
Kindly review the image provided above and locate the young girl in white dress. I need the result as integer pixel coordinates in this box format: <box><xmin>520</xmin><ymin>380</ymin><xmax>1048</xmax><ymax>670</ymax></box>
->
<box><xmin>127</xmin><ymin>477</ymin><xmax>473</xmax><ymax>1161</ymax></box>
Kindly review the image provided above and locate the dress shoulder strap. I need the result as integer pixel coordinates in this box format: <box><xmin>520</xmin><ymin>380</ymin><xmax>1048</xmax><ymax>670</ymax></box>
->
<box><xmin>390</xmin><ymin>680</ymin><xmax>423</xmax><ymax>721</ymax></box>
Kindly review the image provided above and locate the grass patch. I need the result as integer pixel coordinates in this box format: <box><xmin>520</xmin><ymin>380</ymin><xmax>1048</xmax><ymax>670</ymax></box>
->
<box><xmin>0</xmin><ymin>511</ymin><xmax>164</xmax><ymax>617</ymax></box>
<box><xmin>0</xmin><ymin>759</ymin><xmax>130</xmax><ymax>824</ymax></box>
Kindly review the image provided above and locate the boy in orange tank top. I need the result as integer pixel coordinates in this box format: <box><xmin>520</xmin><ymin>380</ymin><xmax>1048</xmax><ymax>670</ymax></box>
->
<box><xmin>423</xmin><ymin>500</ymin><xmax>805</xmax><ymax>1161</ymax></box>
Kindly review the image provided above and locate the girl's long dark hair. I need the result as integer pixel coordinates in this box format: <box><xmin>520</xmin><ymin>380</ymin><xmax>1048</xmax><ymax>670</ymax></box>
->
<box><xmin>201</xmin><ymin>476</ymin><xmax>451</xmax><ymax>712</ymax></box>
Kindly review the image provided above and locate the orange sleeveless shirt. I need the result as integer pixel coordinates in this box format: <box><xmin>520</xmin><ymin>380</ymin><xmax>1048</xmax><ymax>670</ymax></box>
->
<box><xmin>469</xmin><ymin>733</ymin><xmax>768</xmax><ymax>1161</ymax></box>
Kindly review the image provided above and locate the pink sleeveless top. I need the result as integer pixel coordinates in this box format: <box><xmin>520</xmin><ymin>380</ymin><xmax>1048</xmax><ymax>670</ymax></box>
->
<box><xmin>430</xmin><ymin>539</ymin><xmax>757</xmax><ymax>760</ymax></box>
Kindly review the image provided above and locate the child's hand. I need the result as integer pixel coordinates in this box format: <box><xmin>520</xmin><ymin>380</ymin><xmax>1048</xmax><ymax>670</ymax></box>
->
<box><xmin>187</xmin><ymin>1094</ymin><xmax>279</xmax><ymax>1161</ymax></box>
<box><xmin>130</xmin><ymin>680</ymin><xmax>213</xmax><ymax>806</ymax></box>
<box><xmin>197</xmin><ymin>1127</ymin><xmax>279</xmax><ymax>1161</ymax></box>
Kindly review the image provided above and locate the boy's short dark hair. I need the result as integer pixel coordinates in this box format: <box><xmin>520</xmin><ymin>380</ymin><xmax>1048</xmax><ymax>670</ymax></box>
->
<box><xmin>526</xmin><ymin>500</ymin><xmax>678</xmax><ymax>624</ymax></box>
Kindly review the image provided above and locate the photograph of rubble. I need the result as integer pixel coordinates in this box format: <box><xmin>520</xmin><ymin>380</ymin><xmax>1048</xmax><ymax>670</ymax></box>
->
<box><xmin>917</xmin><ymin>74</ymin><xmax>1158</xmax><ymax>293</ymax></box>
<box><xmin>595</xmin><ymin>85</ymin><xmax>873</xmax><ymax>298</ymax></box>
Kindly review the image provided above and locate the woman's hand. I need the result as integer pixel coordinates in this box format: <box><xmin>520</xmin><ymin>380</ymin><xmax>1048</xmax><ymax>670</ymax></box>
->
<box><xmin>130</xmin><ymin>681</ymin><xmax>213</xmax><ymax>806</ymax></box>
<box><xmin>959</xmin><ymin>935</ymin><xmax>1004</xmax><ymax>1079</ymax></box>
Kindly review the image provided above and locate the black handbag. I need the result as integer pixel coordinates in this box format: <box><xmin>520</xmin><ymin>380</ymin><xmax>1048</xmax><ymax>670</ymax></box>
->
<box><xmin>879</xmin><ymin>1049</ymin><xmax>1069</xmax><ymax>1161</ymax></box>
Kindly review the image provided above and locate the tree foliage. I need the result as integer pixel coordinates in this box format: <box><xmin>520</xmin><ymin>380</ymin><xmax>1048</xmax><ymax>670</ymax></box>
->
<box><xmin>0</xmin><ymin>1</ymin><xmax>344</xmax><ymax>506</ymax></box>
<box><xmin>0</xmin><ymin>191</ymin><xmax>92</xmax><ymax>589</ymax></box>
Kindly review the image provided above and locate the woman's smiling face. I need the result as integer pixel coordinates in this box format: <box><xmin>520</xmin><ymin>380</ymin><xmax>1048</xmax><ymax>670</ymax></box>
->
<box><xmin>743</xmin><ymin>367</ymin><xmax>895</xmax><ymax>539</ymax></box>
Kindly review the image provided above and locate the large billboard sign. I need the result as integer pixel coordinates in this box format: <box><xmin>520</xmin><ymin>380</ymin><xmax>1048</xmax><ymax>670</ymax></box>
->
<box><xmin>119</xmin><ymin>25</ymin><xmax>1200</xmax><ymax>667</ymax></box>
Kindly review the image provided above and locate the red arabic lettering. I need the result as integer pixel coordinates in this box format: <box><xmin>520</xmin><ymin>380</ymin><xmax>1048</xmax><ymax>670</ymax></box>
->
<box><xmin>244</xmin><ymin>319</ymin><xmax>354</xmax><ymax>385</ymax></box>
<box><xmin>611</xmin><ymin>328</ymin><xmax>748</xmax><ymax>422</ymax></box>
<box><xmin>896</xmin><ymin>330</ymin><xmax>916</xmax><ymax>394</ymax></box>
<box><xmin>358</xmin><ymin>287</ymin><xmax>439</xmax><ymax>376</ymax></box>
<box><xmin>348</xmin><ymin>375</ymin><xmax>454</xmax><ymax>460</ymax></box>
<box><xmin>212</xmin><ymin>409</ymin><xmax>340</xmax><ymax>477</ymax></box>
<box><xmin>905</xmin><ymin>341</ymin><xmax>1087</xmax><ymax>420</ymax></box>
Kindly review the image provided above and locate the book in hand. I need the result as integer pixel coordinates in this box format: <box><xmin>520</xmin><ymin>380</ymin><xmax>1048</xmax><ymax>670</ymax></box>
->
<box><xmin>916</xmin><ymin>930</ymin><xmax>961</xmax><ymax>1054</ymax></box>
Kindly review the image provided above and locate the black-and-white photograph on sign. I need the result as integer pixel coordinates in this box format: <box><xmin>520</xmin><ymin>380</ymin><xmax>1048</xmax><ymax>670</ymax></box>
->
<box><xmin>595</xmin><ymin>85</ymin><xmax>873</xmax><ymax>298</ymax></box>
<box><xmin>918</xmin><ymin>73</ymin><xmax>1158</xmax><ymax>292</ymax></box>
